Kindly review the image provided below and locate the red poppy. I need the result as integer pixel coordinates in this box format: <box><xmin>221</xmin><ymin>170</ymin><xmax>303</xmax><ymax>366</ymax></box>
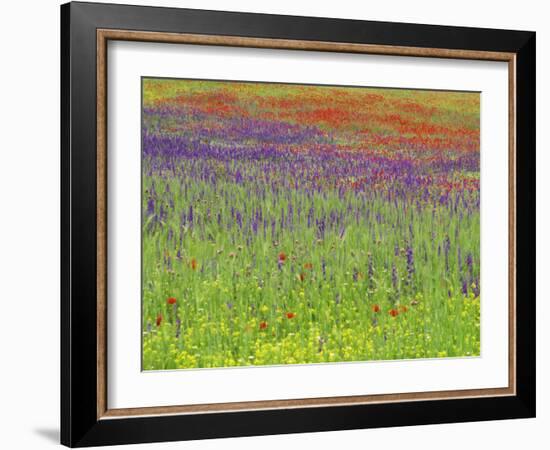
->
<box><xmin>156</xmin><ymin>314</ymin><xmax>163</xmax><ymax>326</ymax></box>
<box><xmin>190</xmin><ymin>258</ymin><xmax>197</xmax><ymax>270</ymax></box>
<box><xmin>389</xmin><ymin>309</ymin><xmax>399</xmax><ymax>317</ymax></box>
<box><xmin>286</xmin><ymin>312</ymin><xmax>296</xmax><ymax>319</ymax></box>
<box><xmin>167</xmin><ymin>297</ymin><xmax>177</xmax><ymax>305</ymax></box>
<box><xmin>371</xmin><ymin>304</ymin><xmax>380</xmax><ymax>313</ymax></box>
<box><xmin>398</xmin><ymin>305</ymin><xmax>408</xmax><ymax>313</ymax></box>
<box><xmin>278</xmin><ymin>252</ymin><xmax>286</xmax><ymax>263</ymax></box>
<box><xmin>259</xmin><ymin>321</ymin><xmax>268</xmax><ymax>330</ymax></box>
<box><xmin>304</xmin><ymin>262</ymin><xmax>313</xmax><ymax>270</ymax></box>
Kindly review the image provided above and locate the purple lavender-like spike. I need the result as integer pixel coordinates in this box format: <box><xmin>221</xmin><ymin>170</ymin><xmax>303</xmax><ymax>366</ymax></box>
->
<box><xmin>236</xmin><ymin>210</ymin><xmax>242</xmax><ymax>229</ymax></box>
<box><xmin>472</xmin><ymin>277</ymin><xmax>480</xmax><ymax>297</ymax></box>
<box><xmin>339</xmin><ymin>225</ymin><xmax>346</xmax><ymax>239</ymax></box>
<box><xmin>188</xmin><ymin>205</ymin><xmax>193</xmax><ymax>226</ymax></box>
<box><xmin>462</xmin><ymin>279</ymin><xmax>468</xmax><ymax>295</ymax></box>
<box><xmin>466</xmin><ymin>253</ymin><xmax>474</xmax><ymax>280</ymax></box>
<box><xmin>235</xmin><ymin>170</ymin><xmax>243</xmax><ymax>184</ymax></box>
<box><xmin>146</xmin><ymin>197</ymin><xmax>155</xmax><ymax>216</ymax></box>
<box><xmin>406</xmin><ymin>244</ymin><xmax>415</xmax><ymax>288</ymax></box>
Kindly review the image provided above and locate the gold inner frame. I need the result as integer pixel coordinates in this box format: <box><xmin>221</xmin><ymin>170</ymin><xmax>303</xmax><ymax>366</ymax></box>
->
<box><xmin>96</xmin><ymin>29</ymin><xmax>517</xmax><ymax>420</ymax></box>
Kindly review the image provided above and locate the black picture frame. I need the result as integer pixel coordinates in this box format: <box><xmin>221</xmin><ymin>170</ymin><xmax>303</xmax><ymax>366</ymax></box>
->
<box><xmin>61</xmin><ymin>1</ymin><xmax>535</xmax><ymax>447</ymax></box>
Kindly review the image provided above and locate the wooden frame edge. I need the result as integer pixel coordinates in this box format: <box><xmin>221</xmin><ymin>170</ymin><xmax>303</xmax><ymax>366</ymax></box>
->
<box><xmin>100</xmin><ymin>387</ymin><xmax>515</xmax><ymax>419</ymax></box>
<box><xmin>96</xmin><ymin>28</ymin><xmax>517</xmax><ymax>420</ymax></box>
<box><xmin>97</xmin><ymin>29</ymin><xmax>108</xmax><ymax>419</ymax></box>
<box><xmin>98</xmin><ymin>28</ymin><xmax>515</xmax><ymax>61</ymax></box>
<box><xmin>508</xmin><ymin>55</ymin><xmax>517</xmax><ymax>395</ymax></box>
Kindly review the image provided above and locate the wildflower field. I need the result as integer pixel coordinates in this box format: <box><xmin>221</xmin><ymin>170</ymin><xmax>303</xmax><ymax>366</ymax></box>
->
<box><xmin>141</xmin><ymin>78</ymin><xmax>480</xmax><ymax>370</ymax></box>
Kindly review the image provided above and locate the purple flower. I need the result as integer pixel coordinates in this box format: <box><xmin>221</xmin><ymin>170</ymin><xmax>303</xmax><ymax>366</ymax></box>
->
<box><xmin>146</xmin><ymin>197</ymin><xmax>155</xmax><ymax>216</ymax></box>
<box><xmin>188</xmin><ymin>205</ymin><xmax>194</xmax><ymax>225</ymax></box>
<box><xmin>236</xmin><ymin>210</ymin><xmax>242</xmax><ymax>229</ymax></box>
<box><xmin>472</xmin><ymin>277</ymin><xmax>480</xmax><ymax>297</ymax></box>
<box><xmin>338</xmin><ymin>225</ymin><xmax>346</xmax><ymax>239</ymax></box>
<box><xmin>406</xmin><ymin>244</ymin><xmax>415</xmax><ymax>289</ymax></box>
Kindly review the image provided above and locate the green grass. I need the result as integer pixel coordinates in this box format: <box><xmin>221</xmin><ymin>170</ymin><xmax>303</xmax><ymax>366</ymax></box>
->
<box><xmin>142</xmin><ymin>162</ymin><xmax>480</xmax><ymax>370</ymax></box>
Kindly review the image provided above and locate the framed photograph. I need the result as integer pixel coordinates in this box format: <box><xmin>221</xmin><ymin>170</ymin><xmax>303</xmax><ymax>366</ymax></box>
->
<box><xmin>61</xmin><ymin>1</ymin><xmax>535</xmax><ymax>447</ymax></box>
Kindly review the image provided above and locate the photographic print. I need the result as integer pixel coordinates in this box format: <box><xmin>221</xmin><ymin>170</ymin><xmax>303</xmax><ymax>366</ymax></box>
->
<box><xmin>141</xmin><ymin>77</ymin><xmax>480</xmax><ymax>370</ymax></box>
<box><xmin>62</xmin><ymin>6</ymin><xmax>535</xmax><ymax>444</ymax></box>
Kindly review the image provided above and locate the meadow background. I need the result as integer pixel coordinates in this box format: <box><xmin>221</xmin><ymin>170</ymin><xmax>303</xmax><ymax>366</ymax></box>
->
<box><xmin>141</xmin><ymin>78</ymin><xmax>480</xmax><ymax>370</ymax></box>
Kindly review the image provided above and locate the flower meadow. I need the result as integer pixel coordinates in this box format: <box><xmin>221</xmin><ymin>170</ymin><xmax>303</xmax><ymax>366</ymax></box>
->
<box><xmin>141</xmin><ymin>78</ymin><xmax>480</xmax><ymax>370</ymax></box>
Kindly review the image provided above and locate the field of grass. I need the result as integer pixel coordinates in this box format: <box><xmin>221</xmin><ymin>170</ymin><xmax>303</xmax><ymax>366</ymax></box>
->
<box><xmin>141</xmin><ymin>78</ymin><xmax>480</xmax><ymax>370</ymax></box>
